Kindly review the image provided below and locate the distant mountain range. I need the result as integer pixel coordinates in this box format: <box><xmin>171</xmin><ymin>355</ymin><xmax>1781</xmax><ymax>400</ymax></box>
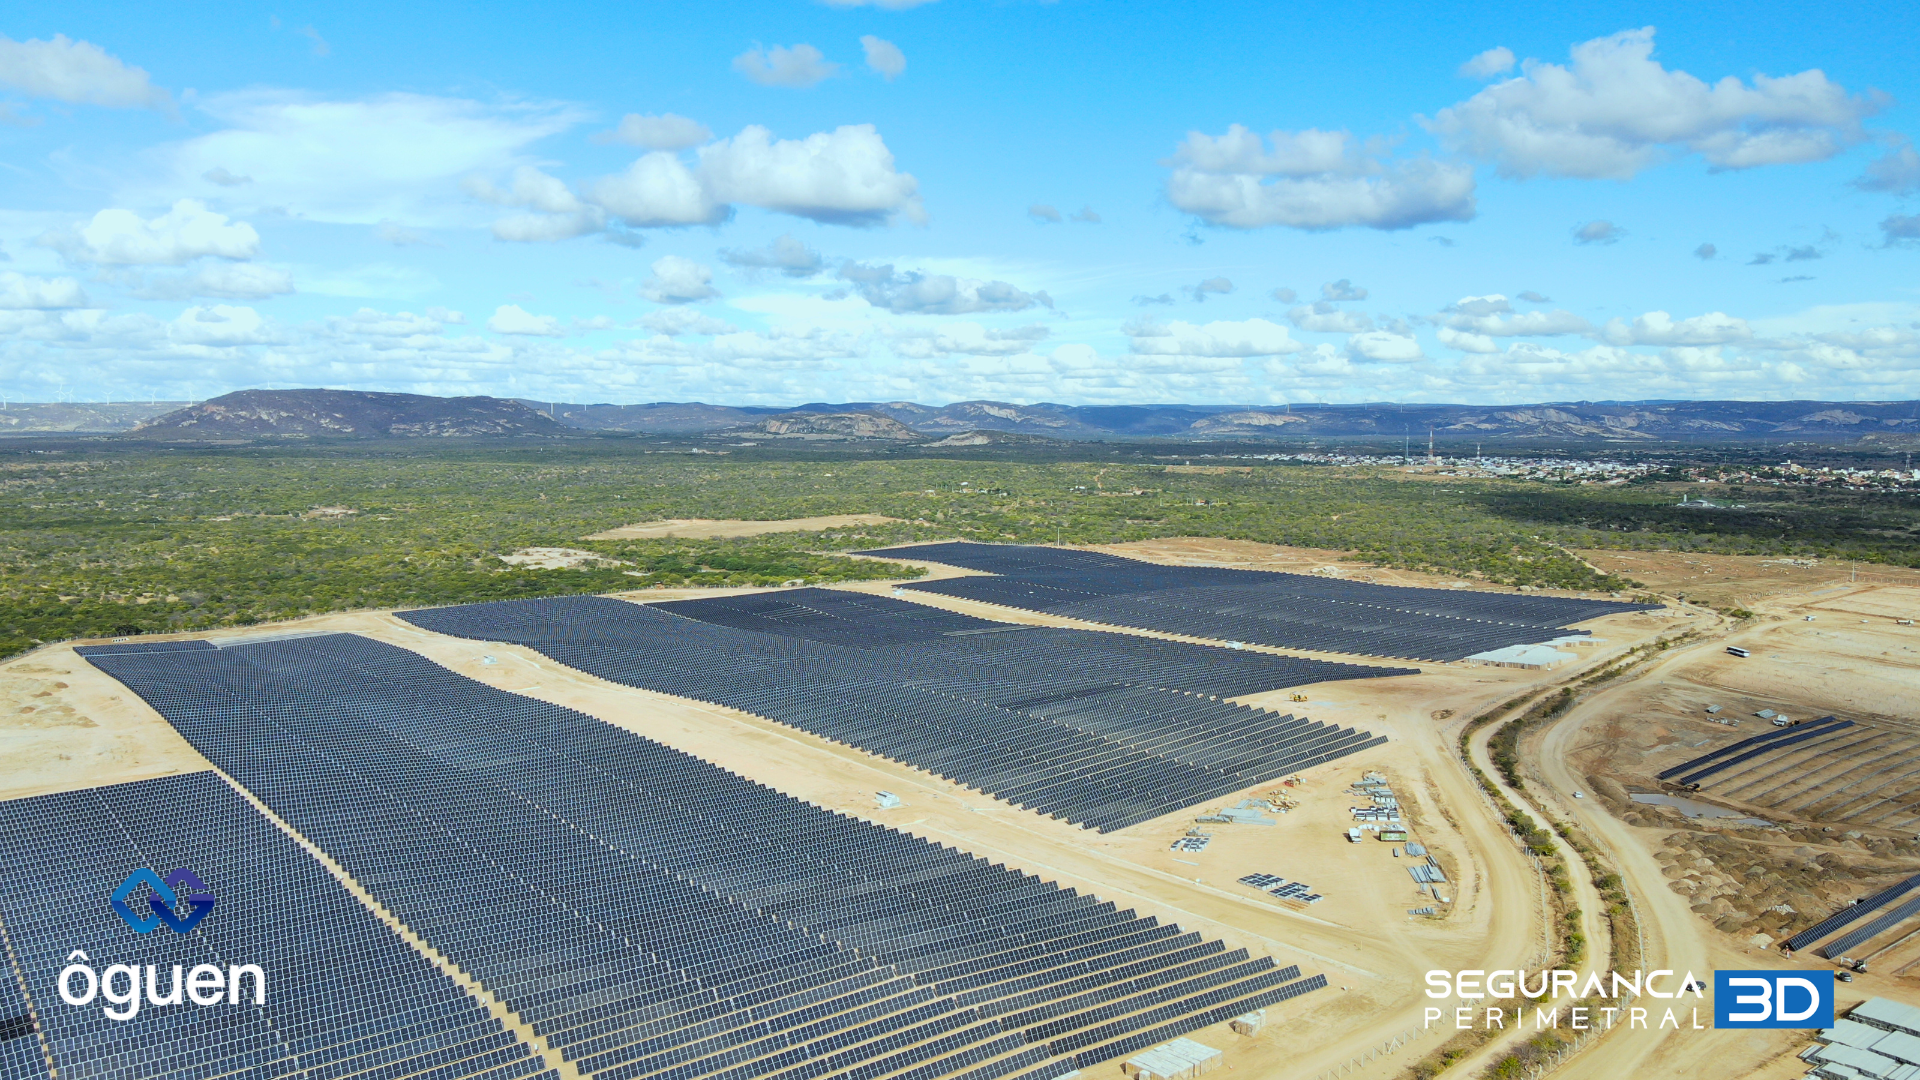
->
<box><xmin>521</xmin><ymin>396</ymin><xmax>1920</xmax><ymax>442</ymax></box>
<box><xmin>2</xmin><ymin>389</ymin><xmax>1916</xmax><ymax>443</ymax></box>
<box><xmin>0</xmin><ymin>401</ymin><xmax>193</xmax><ymax>433</ymax></box>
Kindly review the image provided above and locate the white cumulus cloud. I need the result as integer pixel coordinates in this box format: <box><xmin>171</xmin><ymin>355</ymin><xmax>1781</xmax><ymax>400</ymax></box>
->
<box><xmin>1346</xmin><ymin>330</ymin><xmax>1427</xmax><ymax>362</ymax></box>
<box><xmin>1437</xmin><ymin>326</ymin><xmax>1498</xmax><ymax>353</ymax></box>
<box><xmin>0</xmin><ymin>272</ymin><xmax>89</xmax><ymax>309</ymax></box>
<box><xmin>1574</xmin><ymin>220</ymin><xmax>1625</xmax><ymax>244</ymax></box>
<box><xmin>1600</xmin><ymin>310</ymin><xmax>1752</xmax><ymax>346</ymax></box>
<box><xmin>1165</xmin><ymin>124</ymin><xmax>1475</xmax><ymax>230</ymax></box>
<box><xmin>733</xmin><ymin>44</ymin><xmax>837</xmax><ymax>88</ymax></box>
<box><xmin>0</xmin><ymin>33</ymin><xmax>170</xmax><ymax>110</ymax></box>
<box><xmin>487</xmin><ymin>304</ymin><xmax>565</xmax><ymax>337</ymax></box>
<box><xmin>836</xmin><ymin>262</ymin><xmax>1050</xmax><ymax>315</ymax></box>
<box><xmin>466</xmin><ymin>166</ymin><xmax>607</xmax><ymax>241</ymax></box>
<box><xmin>861</xmin><ymin>36</ymin><xmax>906</xmax><ymax>80</ymax></box>
<box><xmin>701</xmin><ymin>124</ymin><xmax>924</xmax><ymax>226</ymax></box>
<box><xmin>168</xmin><ymin>304</ymin><xmax>277</xmax><ymax>347</ymax></box>
<box><xmin>1440</xmin><ymin>307</ymin><xmax>1591</xmax><ymax>337</ymax></box>
<box><xmin>640</xmin><ymin>256</ymin><xmax>720</xmax><ymax>304</ymax></box>
<box><xmin>1426</xmin><ymin>27</ymin><xmax>1883</xmax><ymax>179</ymax></box>
<box><xmin>1321</xmin><ymin>278</ymin><xmax>1367</xmax><ymax>301</ymax></box>
<box><xmin>42</xmin><ymin>200</ymin><xmax>260</xmax><ymax>265</ymax></box>
<box><xmin>585</xmin><ymin>153</ymin><xmax>725</xmax><ymax>227</ymax></box>
<box><xmin>1288</xmin><ymin>303</ymin><xmax>1373</xmax><ymax>333</ymax></box>
<box><xmin>586</xmin><ymin>124</ymin><xmax>922</xmax><ymax>229</ymax></box>
<box><xmin>1459</xmin><ymin>46</ymin><xmax>1516</xmax><ymax>80</ymax></box>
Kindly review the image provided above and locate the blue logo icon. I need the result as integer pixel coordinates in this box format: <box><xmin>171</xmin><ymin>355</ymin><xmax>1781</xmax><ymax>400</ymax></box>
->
<box><xmin>110</xmin><ymin>869</ymin><xmax>216</xmax><ymax>934</ymax></box>
<box><xmin>1713</xmin><ymin>969</ymin><xmax>1834</xmax><ymax>1028</ymax></box>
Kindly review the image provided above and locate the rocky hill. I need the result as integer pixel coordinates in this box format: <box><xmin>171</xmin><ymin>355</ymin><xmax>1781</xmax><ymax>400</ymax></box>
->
<box><xmin>922</xmin><ymin>429</ymin><xmax>1064</xmax><ymax>447</ymax></box>
<box><xmin>514</xmin><ymin>400</ymin><xmax>788</xmax><ymax>433</ymax></box>
<box><xmin>740</xmin><ymin>412</ymin><xmax>921</xmax><ymax>440</ymax></box>
<box><xmin>131</xmin><ymin>390</ymin><xmax>569</xmax><ymax>439</ymax></box>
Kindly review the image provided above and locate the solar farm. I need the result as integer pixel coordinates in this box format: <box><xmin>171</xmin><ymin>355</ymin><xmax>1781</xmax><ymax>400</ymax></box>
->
<box><xmin>863</xmin><ymin>542</ymin><xmax>1658</xmax><ymax>662</ymax></box>
<box><xmin>400</xmin><ymin>589</ymin><xmax>1403</xmax><ymax>832</ymax></box>
<box><xmin>13</xmin><ymin>532</ymin><xmax>1906</xmax><ymax>1080</ymax></box>
<box><xmin>61</xmin><ymin>633</ymin><xmax>1329</xmax><ymax>1080</ymax></box>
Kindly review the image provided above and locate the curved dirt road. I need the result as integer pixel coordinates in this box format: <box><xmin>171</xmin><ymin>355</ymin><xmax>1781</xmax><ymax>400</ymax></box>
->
<box><xmin>1534</xmin><ymin>635</ymin><xmax>1739</xmax><ymax>1080</ymax></box>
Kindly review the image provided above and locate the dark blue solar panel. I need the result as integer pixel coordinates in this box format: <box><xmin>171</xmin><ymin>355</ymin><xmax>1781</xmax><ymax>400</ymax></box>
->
<box><xmin>0</xmin><ymin>772</ymin><xmax>544</xmax><ymax>1080</ymax></box>
<box><xmin>400</xmin><ymin>591</ymin><xmax>1397</xmax><ymax>832</ymax></box>
<box><xmin>80</xmin><ymin>635</ymin><xmax>1328</xmax><ymax>1079</ymax></box>
<box><xmin>864</xmin><ymin>542</ymin><xmax>1657</xmax><ymax>662</ymax></box>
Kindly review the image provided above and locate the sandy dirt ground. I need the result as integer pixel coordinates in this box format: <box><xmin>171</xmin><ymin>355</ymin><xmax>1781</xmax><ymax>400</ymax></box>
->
<box><xmin>12</xmin><ymin>537</ymin><xmax>1905</xmax><ymax>1080</ymax></box>
<box><xmin>1513</xmin><ymin>563</ymin><xmax>1920</xmax><ymax>1079</ymax></box>
<box><xmin>0</xmin><ymin>649</ymin><xmax>211</xmax><ymax>801</ymax></box>
<box><xmin>583</xmin><ymin>514</ymin><xmax>899</xmax><ymax>540</ymax></box>
<box><xmin>1103</xmin><ymin>536</ymin><xmax>1593</xmax><ymax>594</ymax></box>
<box><xmin>1581</xmin><ymin>547</ymin><xmax>1920</xmax><ymax>609</ymax></box>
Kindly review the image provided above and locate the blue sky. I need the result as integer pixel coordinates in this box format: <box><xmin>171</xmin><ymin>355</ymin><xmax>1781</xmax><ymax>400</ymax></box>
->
<box><xmin>1</xmin><ymin>1</ymin><xmax>1917</xmax><ymax>406</ymax></box>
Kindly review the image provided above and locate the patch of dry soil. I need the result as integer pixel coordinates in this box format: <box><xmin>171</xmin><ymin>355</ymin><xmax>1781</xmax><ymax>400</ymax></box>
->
<box><xmin>583</xmin><ymin>514</ymin><xmax>899</xmax><ymax>540</ymax></box>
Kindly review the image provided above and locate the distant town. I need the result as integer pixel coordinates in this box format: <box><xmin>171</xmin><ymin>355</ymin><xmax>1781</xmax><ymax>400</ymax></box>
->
<box><xmin>1184</xmin><ymin>451</ymin><xmax>1920</xmax><ymax>490</ymax></box>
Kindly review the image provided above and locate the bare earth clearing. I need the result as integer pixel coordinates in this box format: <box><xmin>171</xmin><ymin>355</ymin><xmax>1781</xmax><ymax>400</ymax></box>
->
<box><xmin>6</xmin><ymin>537</ymin><xmax>1916</xmax><ymax>1079</ymax></box>
<box><xmin>583</xmin><ymin>514</ymin><xmax>899</xmax><ymax>539</ymax></box>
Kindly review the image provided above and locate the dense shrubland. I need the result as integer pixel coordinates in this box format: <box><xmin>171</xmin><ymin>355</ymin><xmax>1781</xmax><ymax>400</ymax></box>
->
<box><xmin>1</xmin><ymin>442</ymin><xmax>1912</xmax><ymax>656</ymax></box>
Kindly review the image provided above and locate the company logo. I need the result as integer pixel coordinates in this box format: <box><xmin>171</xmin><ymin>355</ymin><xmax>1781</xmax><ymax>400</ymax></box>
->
<box><xmin>110</xmin><ymin>868</ymin><xmax>215</xmax><ymax>934</ymax></box>
<box><xmin>1713</xmin><ymin>970</ymin><xmax>1834</xmax><ymax>1028</ymax></box>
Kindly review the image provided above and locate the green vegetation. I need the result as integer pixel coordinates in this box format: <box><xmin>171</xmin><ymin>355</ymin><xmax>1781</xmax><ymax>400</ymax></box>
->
<box><xmin>1480</xmin><ymin>483</ymin><xmax>1920</xmax><ymax>566</ymax></box>
<box><xmin>2</xmin><ymin>439</ymin><xmax>1914</xmax><ymax>657</ymax></box>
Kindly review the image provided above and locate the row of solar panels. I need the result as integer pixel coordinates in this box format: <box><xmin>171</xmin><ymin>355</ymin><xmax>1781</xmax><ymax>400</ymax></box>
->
<box><xmin>0</xmin><ymin>770</ymin><xmax>553</xmax><ymax>1080</ymax></box>
<box><xmin>865</xmin><ymin>543</ymin><xmax>1644</xmax><ymax>626</ymax></box>
<box><xmin>862</xmin><ymin>543</ymin><xmax>1654</xmax><ymax>662</ymax></box>
<box><xmin>1786</xmin><ymin>874</ymin><xmax>1920</xmax><ymax>953</ymax></box>
<box><xmin>867</xmin><ymin>545</ymin><xmax>1635</xmax><ymax>622</ymax></box>
<box><xmin>1659</xmin><ymin>716</ymin><xmax>1852</xmax><ymax>786</ymax></box>
<box><xmin>76</xmin><ymin>634</ymin><xmax>1327</xmax><ymax>1080</ymax></box>
<box><xmin>400</xmin><ymin>593</ymin><xmax>1394</xmax><ymax>832</ymax></box>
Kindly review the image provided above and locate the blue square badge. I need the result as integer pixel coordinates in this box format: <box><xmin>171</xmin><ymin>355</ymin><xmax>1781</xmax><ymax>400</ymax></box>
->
<box><xmin>1713</xmin><ymin>970</ymin><xmax>1835</xmax><ymax>1028</ymax></box>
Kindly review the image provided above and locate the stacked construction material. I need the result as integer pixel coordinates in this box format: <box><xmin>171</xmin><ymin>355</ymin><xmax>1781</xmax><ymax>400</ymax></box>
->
<box><xmin>0</xmin><ymin>772</ymin><xmax>548</xmax><ymax>1080</ymax></box>
<box><xmin>82</xmin><ymin>635</ymin><xmax>1329</xmax><ymax>1080</ymax></box>
<box><xmin>865</xmin><ymin>543</ymin><xmax>1655</xmax><ymax>662</ymax></box>
<box><xmin>402</xmin><ymin>590</ymin><xmax>1401</xmax><ymax>833</ymax></box>
<box><xmin>1806</xmin><ymin>998</ymin><xmax>1920</xmax><ymax>1077</ymax></box>
<box><xmin>1236</xmin><ymin>874</ymin><xmax>1321</xmax><ymax>904</ymax></box>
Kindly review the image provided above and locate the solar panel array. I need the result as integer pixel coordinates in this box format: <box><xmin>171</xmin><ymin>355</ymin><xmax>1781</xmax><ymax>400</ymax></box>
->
<box><xmin>1819</xmin><ymin>896</ymin><xmax>1920</xmax><ymax>960</ymax></box>
<box><xmin>402</xmin><ymin>590</ymin><xmax>1399</xmax><ymax>832</ymax></box>
<box><xmin>1662</xmin><ymin>717</ymin><xmax>1853</xmax><ymax>786</ymax></box>
<box><xmin>0</xmin><ymin>958</ymin><xmax>47</xmax><ymax>1080</ymax></box>
<box><xmin>1786</xmin><ymin>874</ymin><xmax>1920</xmax><ymax>952</ymax></box>
<box><xmin>81</xmin><ymin>635</ymin><xmax>1327</xmax><ymax>1080</ymax></box>
<box><xmin>0</xmin><ymin>771</ymin><xmax>549</xmax><ymax>1080</ymax></box>
<box><xmin>863</xmin><ymin>543</ymin><xmax>1657</xmax><ymax>662</ymax></box>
